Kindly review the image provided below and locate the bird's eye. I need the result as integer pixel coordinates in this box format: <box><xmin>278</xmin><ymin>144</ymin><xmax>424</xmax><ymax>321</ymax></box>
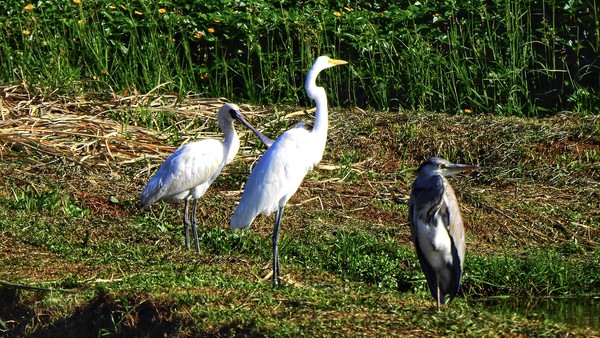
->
<box><xmin>229</xmin><ymin>109</ymin><xmax>238</xmax><ymax>118</ymax></box>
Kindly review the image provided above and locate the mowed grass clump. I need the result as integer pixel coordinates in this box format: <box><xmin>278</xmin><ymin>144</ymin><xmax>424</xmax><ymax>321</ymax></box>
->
<box><xmin>1</xmin><ymin>0</ymin><xmax>598</xmax><ymax>114</ymax></box>
<box><xmin>1</xmin><ymin>91</ymin><xmax>599</xmax><ymax>335</ymax></box>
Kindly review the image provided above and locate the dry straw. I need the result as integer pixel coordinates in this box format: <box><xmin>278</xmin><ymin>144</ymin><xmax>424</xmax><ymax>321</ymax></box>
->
<box><xmin>0</xmin><ymin>85</ymin><xmax>274</xmax><ymax>178</ymax></box>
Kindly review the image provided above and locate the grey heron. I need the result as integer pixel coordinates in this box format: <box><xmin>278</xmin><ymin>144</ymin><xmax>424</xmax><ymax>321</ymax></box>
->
<box><xmin>408</xmin><ymin>157</ymin><xmax>480</xmax><ymax>310</ymax></box>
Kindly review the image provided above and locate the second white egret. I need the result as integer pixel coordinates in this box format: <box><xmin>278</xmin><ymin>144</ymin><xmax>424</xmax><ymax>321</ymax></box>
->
<box><xmin>230</xmin><ymin>56</ymin><xmax>347</xmax><ymax>285</ymax></box>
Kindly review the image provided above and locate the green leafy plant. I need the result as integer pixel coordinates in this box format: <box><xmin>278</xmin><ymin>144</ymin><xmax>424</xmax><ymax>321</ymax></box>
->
<box><xmin>1</xmin><ymin>0</ymin><xmax>598</xmax><ymax>114</ymax></box>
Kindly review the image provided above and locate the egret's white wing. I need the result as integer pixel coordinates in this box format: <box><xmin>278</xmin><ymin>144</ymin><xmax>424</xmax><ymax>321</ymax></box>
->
<box><xmin>141</xmin><ymin>139</ymin><xmax>224</xmax><ymax>206</ymax></box>
<box><xmin>230</xmin><ymin>127</ymin><xmax>314</xmax><ymax>228</ymax></box>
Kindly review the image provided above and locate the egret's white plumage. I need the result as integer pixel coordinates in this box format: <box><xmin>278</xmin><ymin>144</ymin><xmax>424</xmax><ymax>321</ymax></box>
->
<box><xmin>230</xmin><ymin>56</ymin><xmax>347</xmax><ymax>285</ymax></box>
<box><xmin>409</xmin><ymin>157</ymin><xmax>479</xmax><ymax>310</ymax></box>
<box><xmin>229</xmin><ymin>126</ymin><xmax>315</xmax><ymax>225</ymax></box>
<box><xmin>141</xmin><ymin>103</ymin><xmax>272</xmax><ymax>253</ymax></box>
<box><xmin>141</xmin><ymin>138</ymin><xmax>228</xmax><ymax>207</ymax></box>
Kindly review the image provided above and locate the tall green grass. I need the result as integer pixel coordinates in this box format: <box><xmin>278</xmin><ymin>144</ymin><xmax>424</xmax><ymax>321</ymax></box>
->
<box><xmin>1</xmin><ymin>0</ymin><xmax>598</xmax><ymax>115</ymax></box>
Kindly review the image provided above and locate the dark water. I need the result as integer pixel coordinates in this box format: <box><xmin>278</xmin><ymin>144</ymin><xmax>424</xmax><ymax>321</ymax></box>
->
<box><xmin>475</xmin><ymin>295</ymin><xmax>600</xmax><ymax>329</ymax></box>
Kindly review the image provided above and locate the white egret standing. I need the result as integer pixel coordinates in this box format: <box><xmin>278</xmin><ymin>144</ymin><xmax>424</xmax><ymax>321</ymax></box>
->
<box><xmin>230</xmin><ymin>56</ymin><xmax>347</xmax><ymax>285</ymax></box>
<box><xmin>141</xmin><ymin>103</ymin><xmax>273</xmax><ymax>253</ymax></box>
<box><xmin>408</xmin><ymin>157</ymin><xmax>480</xmax><ymax>310</ymax></box>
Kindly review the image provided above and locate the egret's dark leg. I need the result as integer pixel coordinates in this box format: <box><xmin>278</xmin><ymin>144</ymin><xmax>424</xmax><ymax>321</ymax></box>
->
<box><xmin>272</xmin><ymin>205</ymin><xmax>285</xmax><ymax>286</ymax></box>
<box><xmin>191</xmin><ymin>199</ymin><xmax>200</xmax><ymax>254</ymax></box>
<box><xmin>183</xmin><ymin>199</ymin><xmax>191</xmax><ymax>250</ymax></box>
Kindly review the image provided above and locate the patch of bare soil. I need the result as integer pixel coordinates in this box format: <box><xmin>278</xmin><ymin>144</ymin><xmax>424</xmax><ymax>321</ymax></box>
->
<box><xmin>0</xmin><ymin>233</ymin><xmax>96</xmax><ymax>282</ymax></box>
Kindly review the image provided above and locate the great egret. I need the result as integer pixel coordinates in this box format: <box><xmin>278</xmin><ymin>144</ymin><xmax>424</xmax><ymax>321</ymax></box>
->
<box><xmin>408</xmin><ymin>157</ymin><xmax>480</xmax><ymax>310</ymax></box>
<box><xmin>230</xmin><ymin>56</ymin><xmax>347</xmax><ymax>285</ymax></box>
<box><xmin>141</xmin><ymin>103</ymin><xmax>273</xmax><ymax>253</ymax></box>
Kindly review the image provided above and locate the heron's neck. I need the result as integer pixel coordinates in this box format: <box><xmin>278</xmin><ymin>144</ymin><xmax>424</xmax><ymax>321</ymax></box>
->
<box><xmin>312</xmin><ymin>89</ymin><xmax>328</xmax><ymax>138</ymax></box>
<box><xmin>305</xmin><ymin>72</ymin><xmax>329</xmax><ymax>141</ymax></box>
<box><xmin>305</xmin><ymin>67</ymin><xmax>330</xmax><ymax>163</ymax></box>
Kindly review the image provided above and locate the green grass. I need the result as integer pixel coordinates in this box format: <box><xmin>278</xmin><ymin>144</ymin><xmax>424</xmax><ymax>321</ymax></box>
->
<box><xmin>1</xmin><ymin>0</ymin><xmax>598</xmax><ymax>115</ymax></box>
<box><xmin>466</xmin><ymin>250</ymin><xmax>600</xmax><ymax>297</ymax></box>
<box><xmin>1</xmin><ymin>101</ymin><xmax>599</xmax><ymax>335</ymax></box>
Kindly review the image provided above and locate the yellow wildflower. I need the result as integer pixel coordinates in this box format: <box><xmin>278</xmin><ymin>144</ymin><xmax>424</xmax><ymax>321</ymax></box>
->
<box><xmin>333</xmin><ymin>11</ymin><xmax>342</xmax><ymax>17</ymax></box>
<box><xmin>23</xmin><ymin>29</ymin><xmax>31</xmax><ymax>35</ymax></box>
<box><xmin>194</xmin><ymin>32</ymin><xmax>202</xmax><ymax>39</ymax></box>
<box><xmin>159</xmin><ymin>8</ymin><xmax>166</xmax><ymax>14</ymax></box>
<box><xmin>208</xmin><ymin>28</ymin><xmax>215</xmax><ymax>33</ymax></box>
<box><xmin>134</xmin><ymin>10</ymin><xmax>142</xmax><ymax>15</ymax></box>
<box><xmin>464</xmin><ymin>108</ymin><xmax>472</xmax><ymax>113</ymax></box>
<box><xmin>109</xmin><ymin>5</ymin><xmax>116</xmax><ymax>9</ymax></box>
<box><xmin>78</xmin><ymin>19</ymin><xmax>85</xmax><ymax>24</ymax></box>
<box><xmin>344</xmin><ymin>6</ymin><xmax>352</xmax><ymax>11</ymax></box>
<box><xmin>24</xmin><ymin>4</ymin><xmax>34</xmax><ymax>10</ymax></box>
<box><xmin>73</xmin><ymin>0</ymin><xmax>81</xmax><ymax>4</ymax></box>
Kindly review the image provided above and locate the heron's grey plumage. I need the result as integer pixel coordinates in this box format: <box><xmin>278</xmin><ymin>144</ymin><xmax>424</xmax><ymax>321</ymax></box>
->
<box><xmin>408</xmin><ymin>157</ymin><xmax>478</xmax><ymax>309</ymax></box>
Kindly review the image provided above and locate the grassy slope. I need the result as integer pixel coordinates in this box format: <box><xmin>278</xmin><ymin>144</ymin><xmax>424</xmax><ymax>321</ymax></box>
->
<box><xmin>0</xmin><ymin>91</ymin><xmax>599</xmax><ymax>336</ymax></box>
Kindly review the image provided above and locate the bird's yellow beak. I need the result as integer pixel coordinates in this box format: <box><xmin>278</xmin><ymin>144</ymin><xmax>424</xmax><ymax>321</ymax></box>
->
<box><xmin>328</xmin><ymin>59</ymin><xmax>348</xmax><ymax>66</ymax></box>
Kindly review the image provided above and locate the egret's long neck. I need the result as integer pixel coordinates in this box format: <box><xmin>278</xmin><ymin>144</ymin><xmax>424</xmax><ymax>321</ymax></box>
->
<box><xmin>305</xmin><ymin>70</ymin><xmax>328</xmax><ymax>142</ymax></box>
<box><xmin>220</xmin><ymin>121</ymin><xmax>240</xmax><ymax>165</ymax></box>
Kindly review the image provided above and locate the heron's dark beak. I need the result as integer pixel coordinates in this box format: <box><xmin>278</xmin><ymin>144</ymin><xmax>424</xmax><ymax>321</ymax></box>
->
<box><xmin>452</xmin><ymin>164</ymin><xmax>480</xmax><ymax>170</ymax></box>
<box><xmin>445</xmin><ymin>163</ymin><xmax>480</xmax><ymax>176</ymax></box>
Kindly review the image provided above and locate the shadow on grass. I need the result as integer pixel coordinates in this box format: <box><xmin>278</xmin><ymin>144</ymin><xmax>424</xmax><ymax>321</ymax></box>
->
<box><xmin>1</xmin><ymin>290</ymin><xmax>175</xmax><ymax>337</ymax></box>
<box><xmin>0</xmin><ymin>288</ymin><xmax>269</xmax><ymax>338</ymax></box>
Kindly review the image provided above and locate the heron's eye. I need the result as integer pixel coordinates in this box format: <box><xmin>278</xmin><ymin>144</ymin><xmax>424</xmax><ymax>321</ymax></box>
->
<box><xmin>229</xmin><ymin>109</ymin><xmax>238</xmax><ymax>118</ymax></box>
